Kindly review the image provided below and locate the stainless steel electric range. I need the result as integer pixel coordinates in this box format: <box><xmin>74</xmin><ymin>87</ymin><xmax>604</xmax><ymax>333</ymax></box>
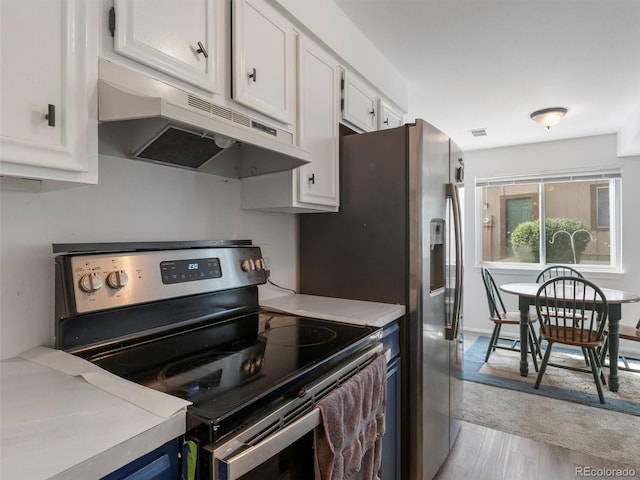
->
<box><xmin>53</xmin><ymin>241</ymin><xmax>382</xmax><ymax>480</ymax></box>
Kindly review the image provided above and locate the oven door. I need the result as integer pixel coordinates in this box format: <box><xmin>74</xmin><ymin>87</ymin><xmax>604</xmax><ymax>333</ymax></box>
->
<box><xmin>206</xmin><ymin>344</ymin><xmax>382</xmax><ymax>480</ymax></box>
<box><xmin>212</xmin><ymin>409</ymin><xmax>320</xmax><ymax>479</ymax></box>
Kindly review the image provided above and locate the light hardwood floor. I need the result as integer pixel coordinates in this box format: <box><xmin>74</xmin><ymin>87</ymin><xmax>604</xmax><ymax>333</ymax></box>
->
<box><xmin>433</xmin><ymin>420</ymin><xmax>639</xmax><ymax>480</ymax></box>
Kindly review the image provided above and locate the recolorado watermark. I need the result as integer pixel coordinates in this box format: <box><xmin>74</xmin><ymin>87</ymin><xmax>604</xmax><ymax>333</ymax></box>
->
<box><xmin>575</xmin><ymin>466</ymin><xmax>636</xmax><ymax>478</ymax></box>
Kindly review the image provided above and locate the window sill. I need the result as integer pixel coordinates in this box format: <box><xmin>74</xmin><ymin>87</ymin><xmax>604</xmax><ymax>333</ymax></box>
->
<box><xmin>473</xmin><ymin>263</ymin><xmax>625</xmax><ymax>280</ymax></box>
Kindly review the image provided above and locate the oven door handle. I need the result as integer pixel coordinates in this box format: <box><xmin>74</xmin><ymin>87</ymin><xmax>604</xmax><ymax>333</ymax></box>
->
<box><xmin>213</xmin><ymin>408</ymin><xmax>322</xmax><ymax>480</ymax></box>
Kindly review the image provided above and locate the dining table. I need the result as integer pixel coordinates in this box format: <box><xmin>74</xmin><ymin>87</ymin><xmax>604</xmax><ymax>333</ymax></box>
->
<box><xmin>499</xmin><ymin>282</ymin><xmax>640</xmax><ymax>392</ymax></box>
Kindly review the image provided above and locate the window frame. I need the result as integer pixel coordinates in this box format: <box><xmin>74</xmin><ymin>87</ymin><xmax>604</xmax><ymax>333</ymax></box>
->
<box><xmin>474</xmin><ymin>170</ymin><xmax>622</xmax><ymax>273</ymax></box>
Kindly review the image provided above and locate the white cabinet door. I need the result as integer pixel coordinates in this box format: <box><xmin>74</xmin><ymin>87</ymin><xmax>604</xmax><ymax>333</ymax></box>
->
<box><xmin>0</xmin><ymin>0</ymin><xmax>97</xmax><ymax>187</ymax></box>
<box><xmin>113</xmin><ymin>0</ymin><xmax>223</xmax><ymax>93</ymax></box>
<box><xmin>379</xmin><ymin>100</ymin><xmax>403</xmax><ymax>130</ymax></box>
<box><xmin>297</xmin><ymin>37</ymin><xmax>339</xmax><ymax>208</ymax></box>
<box><xmin>341</xmin><ymin>70</ymin><xmax>377</xmax><ymax>132</ymax></box>
<box><xmin>232</xmin><ymin>0</ymin><xmax>294</xmax><ymax>124</ymax></box>
<box><xmin>240</xmin><ymin>36</ymin><xmax>339</xmax><ymax>213</ymax></box>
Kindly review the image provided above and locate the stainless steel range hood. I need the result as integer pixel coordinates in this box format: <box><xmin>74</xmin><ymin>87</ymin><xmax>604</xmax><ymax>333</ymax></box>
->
<box><xmin>97</xmin><ymin>59</ymin><xmax>309</xmax><ymax>179</ymax></box>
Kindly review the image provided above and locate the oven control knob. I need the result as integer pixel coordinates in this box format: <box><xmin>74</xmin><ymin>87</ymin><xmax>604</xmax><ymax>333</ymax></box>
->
<box><xmin>254</xmin><ymin>354</ymin><xmax>264</xmax><ymax>370</ymax></box>
<box><xmin>240</xmin><ymin>259</ymin><xmax>255</xmax><ymax>272</ymax></box>
<box><xmin>106</xmin><ymin>270</ymin><xmax>129</xmax><ymax>289</ymax></box>
<box><xmin>242</xmin><ymin>359</ymin><xmax>256</xmax><ymax>375</ymax></box>
<box><xmin>79</xmin><ymin>273</ymin><xmax>103</xmax><ymax>293</ymax></box>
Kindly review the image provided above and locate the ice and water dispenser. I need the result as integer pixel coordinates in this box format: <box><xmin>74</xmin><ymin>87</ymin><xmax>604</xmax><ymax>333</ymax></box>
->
<box><xmin>430</xmin><ymin>218</ymin><xmax>445</xmax><ymax>292</ymax></box>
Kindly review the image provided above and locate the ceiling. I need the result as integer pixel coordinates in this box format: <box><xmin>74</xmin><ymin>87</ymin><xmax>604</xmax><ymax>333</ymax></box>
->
<box><xmin>334</xmin><ymin>0</ymin><xmax>640</xmax><ymax>152</ymax></box>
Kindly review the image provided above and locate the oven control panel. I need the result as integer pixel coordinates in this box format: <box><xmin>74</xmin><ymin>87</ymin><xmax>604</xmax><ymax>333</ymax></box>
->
<box><xmin>160</xmin><ymin>258</ymin><xmax>222</xmax><ymax>284</ymax></box>
<box><xmin>56</xmin><ymin>247</ymin><xmax>267</xmax><ymax>315</ymax></box>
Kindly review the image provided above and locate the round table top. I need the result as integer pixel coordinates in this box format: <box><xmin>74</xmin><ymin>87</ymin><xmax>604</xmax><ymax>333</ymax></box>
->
<box><xmin>500</xmin><ymin>282</ymin><xmax>640</xmax><ymax>304</ymax></box>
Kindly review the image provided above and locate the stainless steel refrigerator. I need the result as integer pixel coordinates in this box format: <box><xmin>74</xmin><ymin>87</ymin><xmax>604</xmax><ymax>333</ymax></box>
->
<box><xmin>298</xmin><ymin>119</ymin><xmax>464</xmax><ymax>480</ymax></box>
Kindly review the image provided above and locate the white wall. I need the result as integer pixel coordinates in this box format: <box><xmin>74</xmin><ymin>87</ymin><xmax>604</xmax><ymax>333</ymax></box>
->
<box><xmin>273</xmin><ymin>0</ymin><xmax>408</xmax><ymax>112</ymax></box>
<box><xmin>463</xmin><ymin>133</ymin><xmax>640</xmax><ymax>354</ymax></box>
<box><xmin>0</xmin><ymin>155</ymin><xmax>298</xmax><ymax>359</ymax></box>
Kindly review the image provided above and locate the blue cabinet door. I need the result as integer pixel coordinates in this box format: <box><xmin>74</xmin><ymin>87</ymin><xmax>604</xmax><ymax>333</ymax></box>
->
<box><xmin>101</xmin><ymin>439</ymin><xmax>179</xmax><ymax>480</ymax></box>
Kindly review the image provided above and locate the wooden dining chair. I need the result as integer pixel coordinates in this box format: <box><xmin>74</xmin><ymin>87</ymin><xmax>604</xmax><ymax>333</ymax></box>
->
<box><xmin>600</xmin><ymin>318</ymin><xmax>640</xmax><ymax>372</ymax></box>
<box><xmin>481</xmin><ymin>267</ymin><xmax>540</xmax><ymax>370</ymax></box>
<box><xmin>535</xmin><ymin>264</ymin><xmax>586</xmax><ymax>357</ymax></box>
<box><xmin>535</xmin><ymin>265</ymin><xmax>584</xmax><ymax>283</ymax></box>
<box><xmin>534</xmin><ymin>276</ymin><xmax>609</xmax><ymax>404</ymax></box>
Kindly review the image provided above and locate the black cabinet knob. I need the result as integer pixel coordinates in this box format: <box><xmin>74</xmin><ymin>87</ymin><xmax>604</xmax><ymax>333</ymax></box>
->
<box><xmin>45</xmin><ymin>104</ymin><xmax>55</xmax><ymax>127</ymax></box>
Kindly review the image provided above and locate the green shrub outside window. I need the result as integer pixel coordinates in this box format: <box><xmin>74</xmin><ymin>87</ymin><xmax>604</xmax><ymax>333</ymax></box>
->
<box><xmin>510</xmin><ymin>218</ymin><xmax>592</xmax><ymax>264</ymax></box>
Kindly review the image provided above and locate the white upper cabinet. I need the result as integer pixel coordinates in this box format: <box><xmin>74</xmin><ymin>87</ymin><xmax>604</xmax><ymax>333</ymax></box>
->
<box><xmin>0</xmin><ymin>0</ymin><xmax>98</xmax><ymax>189</ymax></box>
<box><xmin>379</xmin><ymin>99</ymin><xmax>403</xmax><ymax>130</ymax></box>
<box><xmin>232</xmin><ymin>0</ymin><xmax>295</xmax><ymax>125</ymax></box>
<box><xmin>241</xmin><ymin>35</ymin><xmax>339</xmax><ymax>212</ymax></box>
<box><xmin>341</xmin><ymin>69</ymin><xmax>377</xmax><ymax>132</ymax></box>
<box><xmin>112</xmin><ymin>0</ymin><xmax>224</xmax><ymax>94</ymax></box>
<box><xmin>296</xmin><ymin>36</ymin><xmax>340</xmax><ymax>208</ymax></box>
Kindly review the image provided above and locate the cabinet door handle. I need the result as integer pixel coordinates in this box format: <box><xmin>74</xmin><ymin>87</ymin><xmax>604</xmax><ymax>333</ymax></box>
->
<box><xmin>45</xmin><ymin>104</ymin><xmax>55</xmax><ymax>127</ymax></box>
<box><xmin>249</xmin><ymin>68</ymin><xmax>257</xmax><ymax>82</ymax></box>
<box><xmin>196</xmin><ymin>41</ymin><xmax>209</xmax><ymax>58</ymax></box>
<box><xmin>384</xmin><ymin>118</ymin><xmax>389</xmax><ymax>125</ymax></box>
<box><xmin>369</xmin><ymin>109</ymin><xmax>375</xmax><ymax>116</ymax></box>
<box><xmin>309</xmin><ymin>173</ymin><xmax>315</xmax><ymax>185</ymax></box>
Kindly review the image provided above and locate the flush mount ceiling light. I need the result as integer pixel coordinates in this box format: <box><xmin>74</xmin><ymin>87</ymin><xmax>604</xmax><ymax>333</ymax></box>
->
<box><xmin>530</xmin><ymin>107</ymin><xmax>568</xmax><ymax>129</ymax></box>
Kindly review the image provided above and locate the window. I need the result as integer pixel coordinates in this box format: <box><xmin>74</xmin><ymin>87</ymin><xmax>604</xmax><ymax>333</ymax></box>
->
<box><xmin>476</xmin><ymin>170</ymin><xmax>621</xmax><ymax>270</ymax></box>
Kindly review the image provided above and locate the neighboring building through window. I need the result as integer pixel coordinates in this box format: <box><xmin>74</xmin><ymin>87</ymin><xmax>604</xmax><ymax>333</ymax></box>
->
<box><xmin>476</xmin><ymin>170</ymin><xmax>621</xmax><ymax>270</ymax></box>
<box><xmin>592</xmin><ymin>185</ymin><xmax>610</xmax><ymax>229</ymax></box>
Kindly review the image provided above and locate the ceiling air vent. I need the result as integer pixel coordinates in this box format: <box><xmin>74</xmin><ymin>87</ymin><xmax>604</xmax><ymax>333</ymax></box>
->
<box><xmin>469</xmin><ymin>128</ymin><xmax>487</xmax><ymax>137</ymax></box>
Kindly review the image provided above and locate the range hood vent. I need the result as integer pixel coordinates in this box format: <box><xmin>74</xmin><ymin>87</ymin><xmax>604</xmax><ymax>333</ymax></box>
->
<box><xmin>97</xmin><ymin>60</ymin><xmax>309</xmax><ymax>179</ymax></box>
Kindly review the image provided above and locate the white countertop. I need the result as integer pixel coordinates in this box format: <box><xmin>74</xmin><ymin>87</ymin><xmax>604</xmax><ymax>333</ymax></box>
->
<box><xmin>260</xmin><ymin>294</ymin><xmax>405</xmax><ymax>328</ymax></box>
<box><xmin>0</xmin><ymin>348</ymin><xmax>190</xmax><ymax>480</ymax></box>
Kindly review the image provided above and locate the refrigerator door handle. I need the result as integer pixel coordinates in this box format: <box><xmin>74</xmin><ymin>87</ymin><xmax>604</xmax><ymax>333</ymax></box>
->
<box><xmin>445</xmin><ymin>183</ymin><xmax>463</xmax><ymax>341</ymax></box>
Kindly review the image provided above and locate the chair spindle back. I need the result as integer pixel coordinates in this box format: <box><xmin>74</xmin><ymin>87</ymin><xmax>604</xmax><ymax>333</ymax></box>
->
<box><xmin>535</xmin><ymin>276</ymin><xmax>608</xmax><ymax>344</ymax></box>
<box><xmin>536</xmin><ymin>265</ymin><xmax>584</xmax><ymax>283</ymax></box>
<box><xmin>481</xmin><ymin>267</ymin><xmax>507</xmax><ymax>319</ymax></box>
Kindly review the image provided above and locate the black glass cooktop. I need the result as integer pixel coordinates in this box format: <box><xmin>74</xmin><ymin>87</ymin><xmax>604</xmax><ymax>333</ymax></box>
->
<box><xmin>89</xmin><ymin>312</ymin><xmax>379</xmax><ymax>427</ymax></box>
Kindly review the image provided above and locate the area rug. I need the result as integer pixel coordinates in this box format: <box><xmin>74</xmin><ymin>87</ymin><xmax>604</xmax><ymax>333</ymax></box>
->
<box><xmin>461</xmin><ymin>381</ymin><xmax>640</xmax><ymax>468</ymax></box>
<box><xmin>464</xmin><ymin>336</ymin><xmax>640</xmax><ymax>416</ymax></box>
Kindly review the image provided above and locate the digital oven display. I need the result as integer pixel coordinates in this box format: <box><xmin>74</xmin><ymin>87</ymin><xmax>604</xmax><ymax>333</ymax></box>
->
<box><xmin>160</xmin><ymin>258</ymin><xmax>222</xmax><ymax>284</ymax></box>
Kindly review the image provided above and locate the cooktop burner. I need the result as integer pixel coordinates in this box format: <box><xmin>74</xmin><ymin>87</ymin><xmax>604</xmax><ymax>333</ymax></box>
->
<box><xmin>152</xmin><ymin>337</ymin><xmax>266</xmax><ymax>396</ymax></box>
<box><xmin>263</xmin><ymin>324</ymin><xmax>338</xmax><ymax>346</ymax></box>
